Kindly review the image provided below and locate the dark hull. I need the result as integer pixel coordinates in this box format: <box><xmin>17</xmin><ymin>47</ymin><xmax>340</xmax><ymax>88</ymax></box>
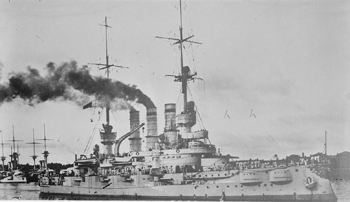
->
<box><xmin>26</xmin><ymin>174</ymin><xmax>39</xmax><ymax>183</ymax></box>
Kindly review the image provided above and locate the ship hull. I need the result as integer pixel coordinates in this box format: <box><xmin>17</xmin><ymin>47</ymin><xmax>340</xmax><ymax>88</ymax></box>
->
<box><xmin>40</xmin><ymin>185</ymin><xmax>336</xmax><ymax>201</ymax></box>
<box><xmin>0</xmin><ymin>177</ymin><xmax>27</xmax><ymax>183</ymax></box>
<box><xmin>39</xmin><ymin>166</ymin><xmax>337</xmax><ymax>201</ymax></box>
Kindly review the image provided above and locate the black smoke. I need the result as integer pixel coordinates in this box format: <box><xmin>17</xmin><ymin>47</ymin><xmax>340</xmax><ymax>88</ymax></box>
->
<box><xmin>0</xmin><ymin>61</ymin><xmax>155</xmax><ymax>108</ymax></box>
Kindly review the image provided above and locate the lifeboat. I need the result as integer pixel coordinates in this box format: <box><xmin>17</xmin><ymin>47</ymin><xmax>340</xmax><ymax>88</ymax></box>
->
<box><xmin>99</xmin><ymin>175</ymin><xmax>111</xmax><ymax>183</ymax></box>
<box><xmin>269</xmin><ymin>169</ymin><xmax>293</xmax><ymax>184</ymax></box>
<box><xmin>74</xmin><ymin>178</ymin><xmax>82</xmax><ymax>182</ymax></box>
<box><xmin>239</xmin><ymin>171</ymin><xmax>262</xmax><ymax>185</ymax></box>
<box><xmin>305</xmin><ymin>176</ymin><xmax>317</xmax><ymax>190</ymax></box>
<box><xmin>75</xmin><ymin>156</ymin><xmax>97</xmax><ymax>166</ymax></box>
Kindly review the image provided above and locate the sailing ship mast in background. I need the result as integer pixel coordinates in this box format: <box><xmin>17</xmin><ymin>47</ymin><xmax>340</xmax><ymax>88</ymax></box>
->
<box><xmin>36</xmin><ymin>124</ymin><xmax>52</xmax><ymax>170</ymax></box>
<box><xmin>0</xmin><ymin>130</ymin><xmax>10</xmax><ymax>171</ymax></box>
<box><xmin>26</xmin><ymin>129</ymin><xmax>41</xmax><ymax>171</ymax></box>
<box><xmin>6</xmin><ymin>125</ymin><xmax>23</xmax><ymax>170</ymax></box>
<box><xmin>87</xmin><ymin>17</ymin><xmax>129</xmax><ymax>157</ymax></box>
<box><xmin>324</xmin><ymin>130</ymin><xmax>327</xmax><ymax>155</ymax></box>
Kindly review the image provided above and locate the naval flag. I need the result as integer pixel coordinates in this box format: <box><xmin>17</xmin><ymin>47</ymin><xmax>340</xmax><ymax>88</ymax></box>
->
<box><xmin>83</xmin><ymin>101</ymin><xmax>93</xmax><ymax>109</ymax></box>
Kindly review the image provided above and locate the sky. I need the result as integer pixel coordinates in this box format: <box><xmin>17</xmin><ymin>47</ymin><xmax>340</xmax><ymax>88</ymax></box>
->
<box><xmin>0</xmin><ymin>0</ymin><xmax>349</xmax><ymax>165</ymax></box>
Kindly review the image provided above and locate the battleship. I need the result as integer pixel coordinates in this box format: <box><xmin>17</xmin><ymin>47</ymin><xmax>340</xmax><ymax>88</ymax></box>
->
<box><xmin>39</xmin><ymin>1</ymin><xmax>337</xmax><ymax>201</ymax></box>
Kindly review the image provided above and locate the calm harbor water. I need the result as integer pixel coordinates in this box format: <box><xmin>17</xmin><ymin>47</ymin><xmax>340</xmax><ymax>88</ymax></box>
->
<box><xmin>0</xmin><ymin>180</ymin><xmax>349</xmax><ymax>201</ymax></box>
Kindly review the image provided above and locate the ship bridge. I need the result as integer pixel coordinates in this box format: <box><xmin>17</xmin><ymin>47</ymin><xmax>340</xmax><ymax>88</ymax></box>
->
<box><xmin>188</xmin><ymin>141</ymin><xmax>216</xmax><ymax>154</ymax></box>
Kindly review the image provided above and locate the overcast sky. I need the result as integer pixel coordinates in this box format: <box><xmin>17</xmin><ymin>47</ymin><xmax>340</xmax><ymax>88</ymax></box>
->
<box><xmin>0</xmin><ymin>0</ymin><xmax>349</xmax><ymax>164</ymax></box>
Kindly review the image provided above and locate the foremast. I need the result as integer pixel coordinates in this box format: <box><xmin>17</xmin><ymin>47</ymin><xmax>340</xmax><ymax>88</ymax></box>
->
<box><xmin>88</xmin><ymin>17</ymin><xmax>129</xmax><ymax>157</ymax></box>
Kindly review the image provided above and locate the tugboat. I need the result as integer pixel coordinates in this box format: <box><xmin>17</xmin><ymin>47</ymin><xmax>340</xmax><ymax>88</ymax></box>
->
<box><xmin>39</xmin><ymin>1</ymin><xmax>337</xmax><ymax>201</ymax></box>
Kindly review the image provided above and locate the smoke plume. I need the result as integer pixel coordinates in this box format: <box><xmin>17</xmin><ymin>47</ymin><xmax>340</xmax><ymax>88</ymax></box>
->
<box><xmin>0</xmin><ymin>61</ymin><xmax>155</xmax><ymax>109</ymax></box>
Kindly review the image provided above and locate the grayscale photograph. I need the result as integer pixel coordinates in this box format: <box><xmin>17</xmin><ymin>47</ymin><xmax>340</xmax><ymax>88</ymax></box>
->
<box><xmin>0</xmin><ymin>0</ymin><xmax>349</xmax><ymax>201</ymax></box>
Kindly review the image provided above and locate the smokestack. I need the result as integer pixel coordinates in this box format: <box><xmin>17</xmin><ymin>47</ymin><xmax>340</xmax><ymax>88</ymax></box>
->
<box><xmin>145</xmin><ymin>107</ymin><xmax>158</xmax><ymax>150</ymax></box>
<box><xmin>164</xmin><ymin>103</ymin><xmax>178</xmax><ymax>146</ymax></box>
<box><xmin>164</xmin><ymin>103</ymin><xmax>176</xmax><ymax>131</ymax></box>
<box><xmin>129</xmin><ymin>110</ymin><xmax>142</xmax><ymax>151</ymax></box>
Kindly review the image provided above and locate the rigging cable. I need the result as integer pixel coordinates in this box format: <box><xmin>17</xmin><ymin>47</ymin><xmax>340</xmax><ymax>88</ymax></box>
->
<box><xmin>176</xmin><ymin>87</ymin><xmax>182</xmax><ymax>111</ymax></box>
<box><xmin>250</xmin><ymin>111</ymin><xmax>285</xmax><ymax>153</ymax></box>
<box><xmin>83</xmin><ymin>109</ymin><xmax>103</xmax><ymax>155</ymax></box>
<box><xmin>187</xmin><ymin>87</ymin><xmax>205</xmax><ymax>130</ymax></box>
<box><xmin>225</xmin><ymin>113</ymin><xmax>253</xmax><ymax>157</ymax></box>
<box><xmin>111</xmin><ymin>109</ymin><xmax>128</xmax><ymax>132</ymax></box>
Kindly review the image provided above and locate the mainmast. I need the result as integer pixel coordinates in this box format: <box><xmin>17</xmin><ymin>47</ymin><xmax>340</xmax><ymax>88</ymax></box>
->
<box><xmin>26</xmin><ymin>129</ymin><xmax>41</xmax><ymax>171</ymax></box>
<box><xmin>156</xmin><ymin>0</ymin><xmax>201</xmax><ymax>113</ymax></box>
<box><xmin>179</xmin><ymin>0</ymin><xmax>186</xmax><ymax>112</ymax></box>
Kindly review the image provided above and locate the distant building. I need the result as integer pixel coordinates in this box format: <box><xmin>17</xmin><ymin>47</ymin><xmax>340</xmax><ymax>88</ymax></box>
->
<box><xmin>310</xmin><ymin>152</ymin><xmax>331</xmax><ymax>164</ymax></box>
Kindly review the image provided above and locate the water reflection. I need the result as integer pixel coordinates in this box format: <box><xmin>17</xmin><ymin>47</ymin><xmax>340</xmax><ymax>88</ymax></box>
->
<box><xmin>332</xmin><ymin>180</ymin><xmax>350</xmax><ymax>202</ymax></box>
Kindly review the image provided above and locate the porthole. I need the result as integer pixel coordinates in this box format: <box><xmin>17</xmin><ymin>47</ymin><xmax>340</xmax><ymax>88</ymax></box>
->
<box><xmin>235</xmin><ymin>185</ymin><xmax>238</xmax><ymax>188</ymax></box>
<box><xmin>264</xmin><ymin>184</ymin><xmax>267</xmax><ymax>187</ymax></box>
<box><xmin>216</xmin><ymin>186</ymin><xmax>219</xmax><ymax>188</ymax></box>
<box><xmin>227</xmin><ymin>185</ymin><xmax>229</xmax><ymax>188</ymax></box>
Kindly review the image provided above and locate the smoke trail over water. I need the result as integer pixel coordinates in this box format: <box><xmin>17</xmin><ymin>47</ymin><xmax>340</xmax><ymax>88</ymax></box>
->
<box><xmin>0</xmin><ymin>61</ymin><xmax>155</xmax><ymax>109</ymax></box>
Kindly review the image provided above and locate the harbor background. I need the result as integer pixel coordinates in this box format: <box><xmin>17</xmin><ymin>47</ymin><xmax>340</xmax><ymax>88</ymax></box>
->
<box><xmin>0</xmin><ymin>0</ymin><xmax>349</xmax><ymax>200</ymax></box>
<box><xmin>0</xmin><ymin>180</ymin><xmax>349</xmax><ymax>201</ymax></box>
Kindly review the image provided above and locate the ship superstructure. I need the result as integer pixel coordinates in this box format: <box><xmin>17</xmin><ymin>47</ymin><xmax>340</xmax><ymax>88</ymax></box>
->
<box><xmin>39</xmin><ymin>1</ymin><xmax>337</xmax><ymax>201</ymax></box>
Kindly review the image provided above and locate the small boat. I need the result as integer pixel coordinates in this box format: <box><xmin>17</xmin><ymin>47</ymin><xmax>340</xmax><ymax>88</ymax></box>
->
<box><xmin>0</xmin><ymin>170</ymin><xmax>27</xmax><ymax>183</ymax></box>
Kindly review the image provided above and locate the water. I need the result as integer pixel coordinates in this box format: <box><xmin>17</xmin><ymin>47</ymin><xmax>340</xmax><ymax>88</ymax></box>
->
<box><xmin>332</xmin><ymin>180</ymin><xmax>350</xmax><ymax>202</ymax></box>
<box><xmin>0</xmin><ymin>180</ymin><xmax>349</xmax><ymax>201</ymax></box>
<box><xmin>0</xmin><ymin>182</ymin><xmax>40</xmax><ymax>200</ymax></box>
